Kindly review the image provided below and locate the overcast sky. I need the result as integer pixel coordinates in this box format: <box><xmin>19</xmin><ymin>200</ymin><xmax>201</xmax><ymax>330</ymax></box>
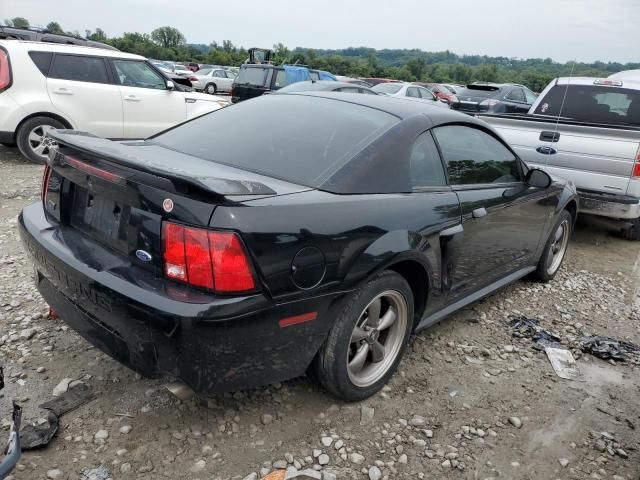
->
<box><xmin>4</xmin><ymin>0</ymin><xmax>639</xmax><ymax>63</ymax></box>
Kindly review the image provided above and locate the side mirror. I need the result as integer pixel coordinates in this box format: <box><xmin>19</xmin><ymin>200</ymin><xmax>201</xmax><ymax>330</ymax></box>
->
<box><xmin>525</xmin><ymin>168</ymin><xmax>552</xmax><ymax>189</ymax></box>
<box><xmin>166</xmin><ymin>80</ymin><xmax>175</xmax><ymax>90</ymax></box>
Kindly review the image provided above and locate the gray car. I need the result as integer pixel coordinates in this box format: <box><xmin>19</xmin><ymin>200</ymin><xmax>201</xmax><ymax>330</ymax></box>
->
<box><xmin>191</xmin><ymin>68</ymin><xmax>235</xmax><ymax>94</ymax></box>
<box><xmin>372</xmin><ymin>82</ymin><xmax>450</xmax><ymax>109</ymax></box>
<box><xmin>277</xmin><ymin>80</ymin><xmax>377</xmax><ymax>95</ymax></box>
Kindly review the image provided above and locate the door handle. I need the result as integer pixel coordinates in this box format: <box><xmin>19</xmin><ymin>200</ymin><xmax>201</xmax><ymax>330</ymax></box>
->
<box><xmin>536</xmin><ymin>146</ymin><xmax>557</xmax><ymax>155</ymax></box>
<box><xmin>124</xmin><ymin>95</ymin><xmax>141</xmax><ymax>102</ymax></box>
<box><xmin>52</xmin><ymin>88</ymin><xmax>73</xmax><ymax>95</ymax></box>
<box><xmin>440</xmin><ymin>224</ymin><xmax>464</xmax><ymax>237</ymax></box>
<box><xmin>472</xmin><ymin>207</ymin><xmax>487</xmax><ymax>219</ymax></box>
<box><xmin>539</xmin><ymin>131</ymin><xmax>560</xmax><ymax>142</ymax></box>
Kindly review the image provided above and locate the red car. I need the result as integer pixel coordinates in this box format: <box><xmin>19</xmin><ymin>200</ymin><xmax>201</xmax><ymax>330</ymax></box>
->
<box><xmin>415</xmin><ymin>83</ymin><xmax>457</xmax><ymax>104</ymax></box>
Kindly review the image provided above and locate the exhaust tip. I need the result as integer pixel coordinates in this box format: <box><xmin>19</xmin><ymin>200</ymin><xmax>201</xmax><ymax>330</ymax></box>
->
<box><xmin>165</xmin><ymin>382</ymin><xmax>195</xmax><ymax>401</ymax></box>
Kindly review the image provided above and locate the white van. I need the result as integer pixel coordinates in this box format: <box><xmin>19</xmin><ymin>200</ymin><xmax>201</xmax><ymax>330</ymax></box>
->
<box><xmin>0</xmin><ymin>40</ymin><xmax>228</xmax><ymax>163</ymax></box>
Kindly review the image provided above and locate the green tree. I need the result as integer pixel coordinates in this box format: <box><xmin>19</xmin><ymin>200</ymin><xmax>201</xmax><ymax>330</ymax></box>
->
<box><xmin>46</xmin><ymin>21</ymin><xmax>64</xmax><ymax>34</ymax></box>
<box><xmin>86</xmin><ymin>28</ymin><xmax>107</xmax><ymax>42</ymax></box>
<box><xmin>5</xmin><ymin>17</ymin><xmax>29</xmax><ymax>28</ymax></box>
<box><xmin>151</xmin><ymin>26</ymin><xmax>185</xmax><ymax>49</ymax></box>
<box><xmin>406</xmin><ymin>58</ymin><xmax>426</xmax><ymax>80</ymax></box>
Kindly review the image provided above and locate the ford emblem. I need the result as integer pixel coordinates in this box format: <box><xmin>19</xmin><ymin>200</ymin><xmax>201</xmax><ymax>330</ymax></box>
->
<box><xmin>136</xmin><ymin>250</ymin><xmax>153</xmax><ymax>262</ymax></box>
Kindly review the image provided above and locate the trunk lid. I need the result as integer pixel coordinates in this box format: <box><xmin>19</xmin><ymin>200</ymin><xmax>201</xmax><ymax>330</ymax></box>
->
<box><xmin>44</xmin><ymin>130</ymin><xmax>309</xmax><ymax>273</ymax></box>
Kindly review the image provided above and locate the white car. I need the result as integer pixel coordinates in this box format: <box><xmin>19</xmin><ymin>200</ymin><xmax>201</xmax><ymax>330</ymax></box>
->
<box><xmin>191</xmin><ymin>68</ymin><xmax>235</xmax><ymax>94</ymax></box>
<box><xmin>372</xmin><ymin>82</ymin><xmax>450</xmax><ymax>109</ymax></box>
<box><xmin>0</xmin><ymin>40</ymin><xmax>228</xmax><ymax>163</ymax></box>
<box><xmin>171</xmin><ymin>64</ymin><xmax>191</xmax><ymax>76</ymax></box>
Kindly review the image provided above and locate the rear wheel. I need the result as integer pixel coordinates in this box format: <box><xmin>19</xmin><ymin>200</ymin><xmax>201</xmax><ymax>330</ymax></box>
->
<box><xmin>312</xmin><ymin>271</ymin><xmax>413</xmax><ymax>401</ymax></box>
<box><xmin>205</xmin><ymin>83</ymin><xmax>217</xmax><ymax>95</ymax></box>
<box><xmin>532</xmin><ymin>210</ymin><xmax>571</xmax><ymax>282</ymax></box>
<box><xmin>16</xmin><ymin>116</ymin><xmax>65</xmax><ymax>164</ymax></box>
<box><xmin>620</xmin><ymin>217</ymin><xmax>640</xmax><ymax>241</ymax></box>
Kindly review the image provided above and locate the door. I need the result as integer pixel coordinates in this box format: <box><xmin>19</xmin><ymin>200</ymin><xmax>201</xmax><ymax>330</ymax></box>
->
<box><xmin>433</xmin><ymin>125</ymin><xmax>550</xmax><ymax>299</ymax></box>
<box><xmin>504</xmin><ymin>87</ymin><xmax>530</xmax><ymax>113</ymax></box>
<box><xmin>47</xmin><ymin>54</ymin><xmax>123</xmax><ymax>138</ymax></box>
<box><xmin>111</xmin><ymin>59</ymin><xmax>186</xmax><ymax>138</ymax></box>
<box><xmin>212</xmin><ymin>70</ymin><xmax>234</xmax><ymax>92</ymax></box>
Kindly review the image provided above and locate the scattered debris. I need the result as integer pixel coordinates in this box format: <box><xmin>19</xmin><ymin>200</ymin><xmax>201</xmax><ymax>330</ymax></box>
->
<box><xmin>80</xmin><ymin>466</ymin><xmax>111</xmax><ymax>480</ymax></box>
<box><xmin>579</xmin><ymin>335</ymin><xmax>640</xmax><ymax>362</ymax></box>
<box><xmin>509</xmin><ymin>316</ymin><xmax>561</xmax><ymax>349</ymax></box>
<box><xmin>545</xmin><ymin>347</ymin><xmax>580</xmax><ymax>380</ymax></box>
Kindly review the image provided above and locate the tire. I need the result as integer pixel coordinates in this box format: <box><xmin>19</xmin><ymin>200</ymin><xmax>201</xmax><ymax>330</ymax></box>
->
<box><xmin>205</xmin><ymin>83</ymin><xmax>217</xmax><ymax>95</ymax></box>
<box><xmin>16</xmin><ymin>116</ymin><xmax>65</xmax><ymax>164</ymax></box>
<box><xmin>532</xmin><ymin>210</ymin><xmax>572</xmax><ymax>282</ymax></box>
<box><xmin>620</xmin><ymin>217</ymin><xmax>640</xmax><ymax>241</ymax></box>
<box><xmin>311</xmin><ymin>271</ymin><xmax>414</xmax><ymax>401</ymax></box>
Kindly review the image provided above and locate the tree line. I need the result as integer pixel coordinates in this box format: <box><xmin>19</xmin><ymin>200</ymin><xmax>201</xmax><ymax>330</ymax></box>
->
<box><xmin>4</xmin><ymin>17</ymin><xmax>639</xmax><ymax>92</ymax></box>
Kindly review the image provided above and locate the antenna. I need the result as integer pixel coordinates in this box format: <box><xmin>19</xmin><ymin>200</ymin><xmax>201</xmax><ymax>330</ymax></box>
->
<box><xmin>546</xmin><ymin>59</ymin><xmax>576</xmax><ymax>167</ymax></box>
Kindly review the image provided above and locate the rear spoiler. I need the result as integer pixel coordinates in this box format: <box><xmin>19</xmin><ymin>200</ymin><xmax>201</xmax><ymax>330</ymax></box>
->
<box><xmin>47</xmin><ymin>130</ymin><xmax>277</xmax><ymax>196</ymax></box>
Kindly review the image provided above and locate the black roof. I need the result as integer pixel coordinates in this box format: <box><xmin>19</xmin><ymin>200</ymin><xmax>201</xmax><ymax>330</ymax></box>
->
<box><xmin>289</xmin><ymin>91</ymin><xmax>489</xmax><ymax>127</ymax></box>
<box><xmin>0</xmin><ymin>26</ymin><xmax>117</xmax><ymax>51</ymax></box>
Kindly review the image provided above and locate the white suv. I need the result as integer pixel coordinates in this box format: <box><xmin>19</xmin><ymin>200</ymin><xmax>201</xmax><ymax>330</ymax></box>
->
<box><xmin>0</xmin><ymin>40</ymin><xmax>228</xmax><ymax>163</ymax></box>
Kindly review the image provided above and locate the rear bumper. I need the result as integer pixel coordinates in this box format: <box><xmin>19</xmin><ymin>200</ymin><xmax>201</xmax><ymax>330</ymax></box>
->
<box><xmin>577</xmin><ymin>189</ymin><xmax>640</xmax><ymax>220</ymax></box>
<box><xmin>19</xmin><ymin>203</ymin><xmax>341</xmax><ymax>393</ymax></box>
<box><xmin>0</xmin><ymin>131</ymin><xmax>14</xmax><ymax>144</ymax></box>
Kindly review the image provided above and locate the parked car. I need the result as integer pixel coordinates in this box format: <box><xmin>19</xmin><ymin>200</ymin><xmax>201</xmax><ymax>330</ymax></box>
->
<box><xmin>0</xmin><ymin>40</ymin><xmax>228</xmax><ymax>163</ymax></box>
<box><xmin>187</xmin><ymin>62</ymin><xmax>199</xmax><ymax>72</ymax></box>
<box><xmin>191</xmin><ymin>68</ymin><xmax>235</xmax><ymax>94</ymax></box>
<box><xmin>442</xmin><ymin>84</ymin><xmax>465</xmax><ymax>95</ymax></box>
<box><xmin>336</xmin><ymin>76</ymin><xmax>373</xmax><ymax>88</ymax></box>
<box><xmin>171</xmin><ymin>64</ymin><xmax>191</xmax><ymax>76</ymax></box>
<box><xmin>150</xmin><ymin>61</ymin><xmax>173</xmax><ymax>74</ymax></box>
<box><xmin>372</xmin><ymin>82</ymin><xmax>450</xmax><ymax>109</ymax></box>
<box><xmin>450</xmin><ymin>83</ymin><xmax>537</xmax><ymax>114</ymax></box>
<box><xmin>0</xmin><ymin>25</ymin><xmax>116</xmax><ymax>51</ymax></box>
<box><xmin>415</xmin><ymin>83</ymin><xmax>458</xmax><ymax>103</ymax></box>
<box><xmin>309</xmin><ymin>69</ymin><xmax>338</xmax><ymax>81</ymax></box>
<box><xmin>609</xmin><ymin>70</ymin><xmax>640</xmax><ymax>81</ymax></box>
<box><xmin>277</xmin><ymin>80</ymin><xmax>377</xmax><ymax>94</ymax></box>
<box><xmin>360</xmin><ymin>78</ymin><xmax>397</xmax><ymax>86</ymax></box>
<box><xmin>479</xmin><ymin>76</ymin><xmax>640</xmax><ymax>239</ymax></box>
<box><xmin>21</xmin><ymin>92</ymin><xmax>577</xmax><ymax>401</ymax></box>
<box><xmin>232</xmin><ymin>64</ymin><xmax>330</xmax><ymax>103</ymax></box>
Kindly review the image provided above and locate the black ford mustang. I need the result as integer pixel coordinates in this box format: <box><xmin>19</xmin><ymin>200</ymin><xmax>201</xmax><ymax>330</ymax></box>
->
<box><xmin>19</xmin><ymin>93</ymin><xmax>577</xmax><ymax>401</ymax></box>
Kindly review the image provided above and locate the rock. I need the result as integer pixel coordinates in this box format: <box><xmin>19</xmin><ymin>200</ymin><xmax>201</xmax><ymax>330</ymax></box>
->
<box><xmin>242</xmin><ymin>474</ymin><xmax>258</xmax><ymax>480</ymax></box>
<box><xmin>285</xmin><ymin>453</ymin><xmax>294</xmax><ymax>463</ymax></box>
<box><xmin>36</xmin><ymin>367</ymin><xmax>46</xmax><ymax>373</ymax></box>
<box><xmin>503</xmin><ymin>345</ymin><xmax>515</xmax><ymax>353</ymax></box>
<box><xmin>318</xmin><ymin>454</ymin><xmax>330</xmax><ymax>465</ymax></box>
<box><xmin>425</xmin><ymin>429</ymin><xmax>433</xmax><ymax>438</ymax></box>
<box><xmin>321</xmin><ymin>436</ymin><xmax>333</xmax><ymax>447</ymax></box>
<box><xmin>119</xmin><ymin>425</ymin><xmax>132</xmax><ymax>434</ymax></box>
<box><xmin>594</xmin><ymin>439</ymin><xmax>607</xmax><ymax>452</ymax></box>
<box><xmin>261</xmin><ymin>414</ymin><xmax>274</xmax><ymax>425</ymax></box>
<box><xmin>19</xmin><ymin>328</ymin><xmax>36</xmax><ymax>340</ymax></box>
<box><xmin>368</xmin><ymin>466</ymin><xmax>382</xmax><ymax>480</ymax></box>
<box><xmin>334</xmin><ymin>440</ymin><xmax>343</xmax><ymax>450</ymax></box>
<box><xmin>313</xmin><ymin>449</ymin><xmax>322</xmax><ymax>458</ymax></box>
<box><xmin>349</xmin><ymin>452</ymin><xmax>365</xmax><ymax>464</ymax></box>
<box><xmin>94</xmin><ymin>429</ymin><xmax>109</xmax><ymax>442</ymax></box>
<box><xmin>398</xmin><ymin>454</ymin><xmax>408</xmax><ymax>464</ymax></box>
<box><xmin>559</xmin><ymin>458</ymin><xmax>569</xmax><ymax>468</ymax></box>
<box><xmin>615</xmin><ymin>448</ymin><xmax>628</xmax><ymax>459</ymax></box>
<box><xmin>322</xmin><ymin>473</ymin><xmax>337</xmax><ymax>480</ymax></box>
<box><xmin>360</xmin><ymin>405</ymin><xmax>375</xmax><ymax>425</ymax></box>
<box><xmin>190</xmin><ymin>460</ymin><xmax>206</xmax><ymax>473</ymax></box>
<box><xmin>116</xmin><ymin>449</ymin><xmax>127</xmax><ymax>456</ymax></box>
<box><xmin>409</xmin><ymin>415</ymin><xmax>426</xmax><ymax>427</ymax></box>
<box><xmin>441</xmin><ymin>459</ymin><xmax>451</xmax><ymax>468</ymax></box>
<box><xmin>273</xmin><ymin>460</ymin><xmax>288</xmax><ymax>469</ymax></box>
<box><xmin>52</xmin><ymin>378</ymin><xmax>74</xmax><ymax>396</ymax></box>
<box><xmin>120</xmin><ymin>463</ymin><xmax>132</xmax><ymax>473</ymax></box>
<box><xmin>46</xmin><ymin>470</ymin><xmax>63</xmax><ymax>479</ymax></box>
<box><xmin>294</xmin><ymin>470</ymin><xmax>321</xmax><ymax>479</ymax></box>
<box><xmin>508</xmin><ymin>417</ymin><xmax>522</xmax><ymax>428</ymax></box>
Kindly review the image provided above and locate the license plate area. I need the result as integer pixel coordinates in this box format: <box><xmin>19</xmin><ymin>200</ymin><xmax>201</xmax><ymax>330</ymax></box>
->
<box><xmin>70</xmin><ymin>186</ymin><xmax>130</xmax><ymax>253</ymax></box>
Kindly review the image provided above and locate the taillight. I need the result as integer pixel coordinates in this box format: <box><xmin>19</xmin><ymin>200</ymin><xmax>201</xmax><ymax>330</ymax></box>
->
<box><xmin>633</xmin><ymin>150</ymin><xmax>640</xmax><ymax>178</ymax></box>
<box><xmin>187</xmin><ymin>75</ymin><xmax>198</xmax><ymax>82</ymax></box>
<box><xmin>480</xmin><ymin>99</ymin><xmax>500</xmax><ymax>107</ymax></box>
<box><xmin>41</xmin><ymin>165</ymin><xmax>52</xmax><ymax>204</ymax></box>
<box><xmin>162</xmin><ymin>222</ymin><xmax>256</xmax><ymax>293</ymax></box>
<box><xmin>0</xmin><ymin>49</ymin><xmax>11</xmax><ymax>92</ymax></box>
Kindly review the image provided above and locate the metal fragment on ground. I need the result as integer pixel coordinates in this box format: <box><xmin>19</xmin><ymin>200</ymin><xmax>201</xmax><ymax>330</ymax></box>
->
<box><xmin>545</xmin><ymin>347</ymin><xmax>580</xmax><ymax>380</ymax></box>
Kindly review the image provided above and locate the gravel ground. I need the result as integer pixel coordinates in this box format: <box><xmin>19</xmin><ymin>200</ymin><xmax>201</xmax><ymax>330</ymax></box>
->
<box><xmin>1</xmin><ymin>145</ymin><xmax>639</xmax><ymax>480</ymax></box>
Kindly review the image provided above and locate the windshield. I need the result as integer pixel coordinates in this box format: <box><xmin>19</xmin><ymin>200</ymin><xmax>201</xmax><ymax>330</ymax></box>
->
<box><xmin>153</xmin><ymin>95</ymin><xmax>398</xmax><ymax>187</ymax></box>
<box><xmin>236</xmin><ymin>66</ymin><xmax>268</xmax><ymax>86</ymax></box>
<box><xmin>174</xmin><ymin>65</ymin><xmax>188</xmax><ymax>71</ymax></box>
<box><xmin>198</xmin><ymin>68</ymin><xmax>212</xmax><ymax>76</ymax></box>
<box><xmin>372</xmin><ymin>83</ymin><xmax>402</xmax><ymax>94</ymax></box>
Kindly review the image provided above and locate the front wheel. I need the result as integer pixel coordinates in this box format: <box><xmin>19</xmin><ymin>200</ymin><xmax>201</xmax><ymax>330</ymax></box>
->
<box><xmin>205</xmin><ymin>83</ymin><xmax>217</xmax><ymax>95</ymax></box>
<box><xmin>532</xmin><ymin>210</ymin><xmax>572</xmax><ymax>282</ymax></box>
<box><xmin>311</xmin><ymin>271</ymin><xmax>414</xmax><ymax>401</ymax></box>
<box><xmin>620</xmin><ymin>217</ymin><xmax>640</xmax><ymax>241</ymax></box>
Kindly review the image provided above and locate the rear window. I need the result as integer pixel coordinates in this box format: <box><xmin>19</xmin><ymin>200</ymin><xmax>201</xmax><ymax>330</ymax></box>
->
<box><xmin>372</xmin><ymin>83</ymin><xmax>402</xmax><ymax>94</ymax></box>
<box><xmin>236</xmin><ymin>66</ymin><xmax>268</xmax><ymax>86</ymax></box>
<box><xmin>153</xmin><ymin>95</ymin><xmax>398</xmax><ymax>187</ymax></box>
<box><xmin>49</xmin><ymin>54</ymin><xmax>109</xmax><ymax>84</ymax></box>
<box><xmin>28</xmin><ymin>51</ymin><xmax>52</xmax><ymax>75</ymax></box>
<box><xmin>534</xmin><ymin>85</ymin><xmax>640</xmax><ymax>126</ymax></box>
<box><xmin>457</xmin><ymin>86</ymin><xmax>502</xmax><ymax>98</ymax></box>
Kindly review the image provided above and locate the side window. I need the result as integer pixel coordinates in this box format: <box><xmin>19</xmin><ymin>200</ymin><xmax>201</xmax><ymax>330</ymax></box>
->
<box><xmin>112</xmin><ymin>60</ymin><xmax>166</xmax><ymax>89</ymax></box>
<box><xmin>360</xmin><ymin>88</ymin><xmax>377</xmax><ymax>95</ymax></box>
<box><xmin>433</xmin><ymin>125</ymin><xmax>520</xmax><ymax>185</ymax></box>
<box><xmin>409</xmin><ymin>132</ymin><xmax>447</xmax><ymax>188</ymax></box>
<box><xmin>524</xmin><ymin>88</ymin><xmax>538</xmax><ymax>104</ymax></box>
<box><xmin>339</xmin><ymin>87</ymin><xmax>361</xmax><ymax>93</ymax></box>
<box><xmin>49</xmin><ymin>54</ymin><xmax>109</xmax><ymax>84</ymax></box>
<box><xmin>28</xmin><ymin>51</ymin><xmax>53</xmax><ymax>76</ymax></box>
<box><xmin>406</xmin><ymin>87</ymin><xmax>420</xmax><ymax>98</ymax></box>
<box><xmin>506</xmin><ymin>88</ymin><xmax>526</xmax><ymax>102</ymax></box>
<box><xmin>419</xmin><ymin>88</ymin><xmax>436</xmax><ymax>100</ymax></box>
<box><xmin>274</xmin><ymin>69</ymin><xmax>287</xmax><ymax>88</ymax></box>
<box><xmin>213</xmin><ymin>70</ymin><xmax>224</xmax><ymax>78</ymax></box>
